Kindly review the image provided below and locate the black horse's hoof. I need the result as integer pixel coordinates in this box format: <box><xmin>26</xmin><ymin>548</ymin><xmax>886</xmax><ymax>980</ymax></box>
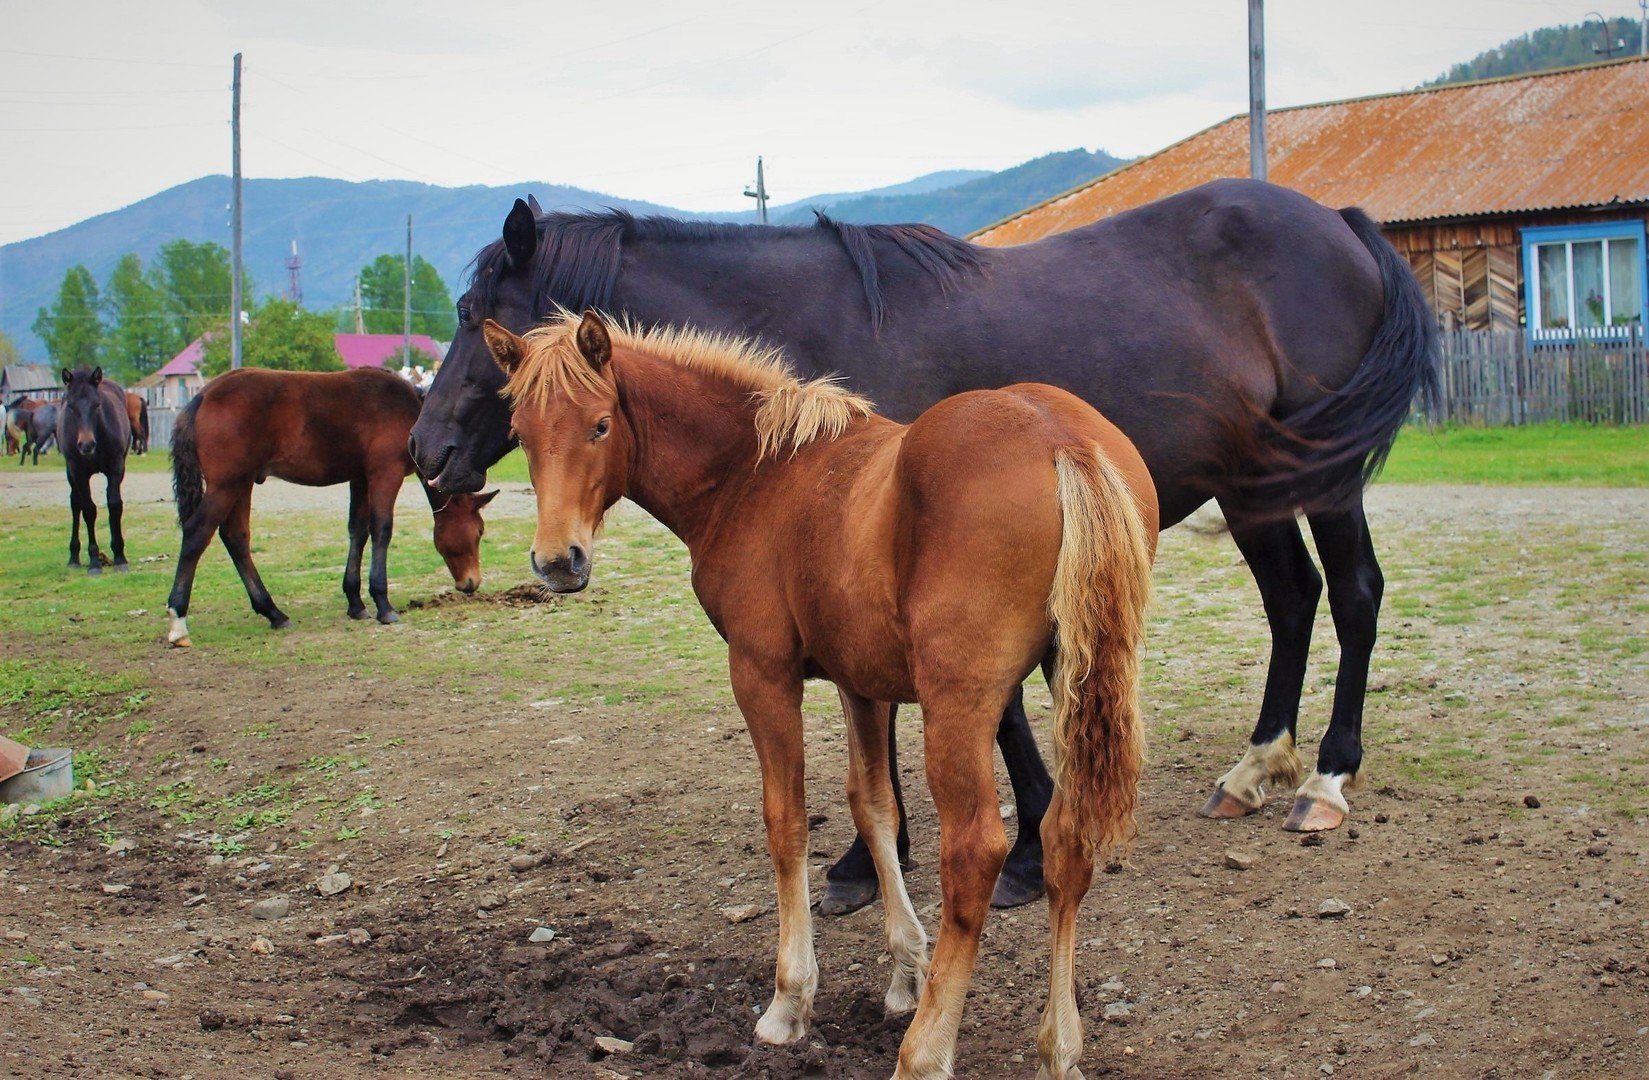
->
<box><xmin>347</xmin><ymin>606</ymin><xmax>369</xmax><ymax>621</ymax></box>
<box><xmin>990</xmin><ymin>862</ymin><xmax>1046</xmax><ymax>908</ymax></box>
<box><xmin>818</xmin><ymin>875</ymin><xmax>879</xmax><ymax>917</ymax></box>
<box><xmin>86</xmin><ymin>564</ymin><xmax>102</xmax><ymax>577</ymax></box>
<box><xmin>112</xmin><ymin>562</ymin><xmax>130</xmax><ymax>573</ymax></box>
<box><xmin>269</xmin><ymin>616</ymin><xmax>292</xmax><ymax>630</ymax></box>
<box><xmin>377</xmin><ymin>609</ymin><xmax>400</xmax><ymax>625</ymax></box>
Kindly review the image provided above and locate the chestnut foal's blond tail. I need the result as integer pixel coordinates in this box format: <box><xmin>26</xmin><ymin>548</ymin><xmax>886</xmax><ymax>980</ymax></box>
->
<box><xmin>1048</xmin><ymin>446</ymin><xmax>1152</xmax><ymax>859</ymax></box>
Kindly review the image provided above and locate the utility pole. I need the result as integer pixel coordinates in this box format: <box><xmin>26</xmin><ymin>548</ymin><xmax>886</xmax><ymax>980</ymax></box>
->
<box><xmin>744</xmin><ymin>157</ymin><xmax>769</xmax><ymax>225</ymax></box>
<box><xmin>286</xmin><ymin>240</ymin><xmax>302</xmax><ymax>306</ymax></box>
<box><xmin>1641</xmin><ymin>0</ymin><xmax>1647</xmax><ymax>55</ymax></box>
<box><xmin>403</xmin><ymin>215</ymin><xmax>412</xmax><ymax>368</ymax></box>
<box><xmin>230</xmin><ymin>52</ymin><xmax>244</xmax><ymax>369</ymax></box>
<box><xmin>1587</xmin><ymin>11</ymin><xmax>1625</xmax><ymax>59</ymax></box>
<box><xmin>353</xmin><ymin>277</ymin><xmax>365</xmax><ymax>334</ymax></box>
<box><xmin>1248</xmin><ymin>0</ymin><xmax>1267</xmax><ymax>183</ymax></box>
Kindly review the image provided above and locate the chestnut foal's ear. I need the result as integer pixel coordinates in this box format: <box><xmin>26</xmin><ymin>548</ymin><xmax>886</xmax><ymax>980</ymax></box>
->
<box><xmin>476</xmin><ymin>489</ymin><xmax>500</xmax><ymax>508</ymax></box>
<box><xmin>575</xmin><ymin>310</ymin><xmax>611</xmax><ymax>370</ymax></box>
<box><xmin>482</xmin><ymin>319</ymin><xmax>526</xmax><ymax>374</ymax></box>
<box><xmin>502</xmin><ymin>198</ymin><xmax>537</xmax><ymax>272</ymax></box>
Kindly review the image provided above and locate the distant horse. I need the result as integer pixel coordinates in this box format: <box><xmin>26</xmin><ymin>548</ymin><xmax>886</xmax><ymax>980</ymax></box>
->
<box><xmin>125</xmin><ymin>392</ymin><xmax>150</xmax><ymax>454</ymax></box>
<box><xmin>4</xmin><ymin>395</ymin><xmax>34</xmax><ymax>456</ymax></box>
<box><xmin>492</xmin><ymin>312</ymin><xmax>1157</xmax><ymax>1079</ymax></box>
<box><xmin>20</xmin><ymin>403</ymin><xmax>59</xmax><ymax>464</ymax></box>
<box><xmin>164</xmin><ymin>366</ymin><xmax>496</xmax><ymax>648</ymax></box>
<box><xmin>58</xmin><ymin>367</ymin><xmax>131</xmax><ymax>573</ymax></box>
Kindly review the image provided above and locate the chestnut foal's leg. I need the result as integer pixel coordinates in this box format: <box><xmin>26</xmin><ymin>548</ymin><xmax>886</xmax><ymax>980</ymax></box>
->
<box><xmin>895</xmin><ymin>688</ymin><xmax>1009</xmax><ymax>1080</ymax></box>
<box><xmin>1035</xmin><ymin>787</ymin><xmax>1094</xmax><ymax>1079</ymax></box>
<box><xmin>838</xmin><ymin>688</ymin><xmax>928</xmax><ymax>1014</ymax></box>
<box><xmin>729</xmin><ymin>652</ymin><xmax>817</xmax><ymax>1046</ymax></box>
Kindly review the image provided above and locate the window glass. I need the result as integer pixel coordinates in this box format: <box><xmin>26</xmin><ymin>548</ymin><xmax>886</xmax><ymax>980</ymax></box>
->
<box><xmin>1608</xmin><ymin>237</ymin><xmax>1642</xmax><ymax>325</ymax></box>
<box><xmin>1537</xmin><ymin>243</ymin><xmax>1570</xmax><ymax>328</ymax></box>
<box><xmin>1572</xmin><ymin>241</ymin><xmax>1605</xmax><ymax>328</ymax></box>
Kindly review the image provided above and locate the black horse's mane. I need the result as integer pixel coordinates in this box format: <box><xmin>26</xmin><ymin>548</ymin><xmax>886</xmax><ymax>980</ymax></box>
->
<box><xmin>467</xmin><ymin>209</ymin><xmax>985</xmax><ymax>329</ymax></box>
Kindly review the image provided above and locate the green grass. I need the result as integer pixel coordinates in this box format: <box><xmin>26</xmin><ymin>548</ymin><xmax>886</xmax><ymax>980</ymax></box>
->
<box><xmin>1381</xmin><ymin>423</ymin><xmax>1649</xmax><ymax>486</ymax></box>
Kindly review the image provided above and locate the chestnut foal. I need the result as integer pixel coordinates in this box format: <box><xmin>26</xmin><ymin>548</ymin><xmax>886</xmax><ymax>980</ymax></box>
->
<box><xmin>491</xmin><ymin>311</ymin><xmax>1158</xmax><ymax>1078</ymax></box>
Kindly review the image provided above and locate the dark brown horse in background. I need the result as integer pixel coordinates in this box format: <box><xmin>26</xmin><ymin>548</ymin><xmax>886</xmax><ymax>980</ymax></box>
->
<box><xmin>164</xmin><ymin>367</ymin><xmax>496</xmax><ymax>648</ymax></box>
<box><xmin>58</xmin><ymin>367</ymin><xmax>130</xmax><ymax>574</ymax></box>
<box><xmin>125</xmin><ymin>391</ymin><xmax>150</xmax><ymax>454</ymax></box>
<box><xmin>8</xmin><ymin>395</ymin><xmax>57</xmax><ymax>464</ymax></box>
<box><xmin>411</xmin><ymin>180</ymin><xmax>1440</xmax><ymax>912</ymax></box>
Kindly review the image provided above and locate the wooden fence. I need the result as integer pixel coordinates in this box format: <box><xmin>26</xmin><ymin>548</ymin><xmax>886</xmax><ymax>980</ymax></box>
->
<box><xmin>147</xmin><ymin>407</ymin><xmax>179</xmax><ymax>452</ymax></box>
<box><xmin>1434</xmin><ymin>328</ymin><xmax>1648</xmax><ymax>425</ymax></box>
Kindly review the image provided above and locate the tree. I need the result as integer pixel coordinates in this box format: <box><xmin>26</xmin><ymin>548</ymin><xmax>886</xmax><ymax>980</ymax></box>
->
<box><xmin>356</xmin><ymin>254</ymin><xmax>457</xmax><ymax>339</ymax></box>
<box><xmin>33</xmin><ymin>265</ymin><xmax>105</xmax><ymax>369</ymax></box>
<box><xmin>103</xmin><ymin>254</ymin><xmax>182</xmax><ymax>382</ymax></box>
<box><xmin>201</xmin><ymin>298</ymin><xmax>343</xmax><ymax>377</ymax></box>
<box><xmin>0</xmin><ymin>329</ymin><xmax>20</xmax><ymax>368</ymax></box>
<box><xmin>156</xmin><ymin>239</ymin><xmax>251</xmax><ymax>342</ymax></box>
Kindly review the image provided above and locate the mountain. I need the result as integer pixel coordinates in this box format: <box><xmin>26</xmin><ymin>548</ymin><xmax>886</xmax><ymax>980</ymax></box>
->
<box><xmin>0</xmin><ymin>154</ymin><xmax>1126</xmax><ymax>361</ymax></box>
<box><xmin>1426</xmin><ymin>17</ymin><xmax>1644</xmax><ymax>86</ymax></box>
<box><xmin>769</xmin><ymin>150</ymin><xmax>1128</xmax><ymax>235</ymax></box>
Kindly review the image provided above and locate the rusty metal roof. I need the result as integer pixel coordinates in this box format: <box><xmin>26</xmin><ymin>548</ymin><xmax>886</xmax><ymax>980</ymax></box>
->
<box><xmin>974</xmin><ymin>56</ymin><xmax>1649</xmax><ymax>246</ymax></box>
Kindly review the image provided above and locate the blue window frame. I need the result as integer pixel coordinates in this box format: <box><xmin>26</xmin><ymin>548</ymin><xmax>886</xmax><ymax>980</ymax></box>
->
<box><xmin>1521</xmin><ymin>220</ymin><xmax>1648</xmax><ymax>345</ymax></box>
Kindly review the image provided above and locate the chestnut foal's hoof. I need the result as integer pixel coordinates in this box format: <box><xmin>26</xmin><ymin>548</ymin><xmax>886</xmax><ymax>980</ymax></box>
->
<box><xmin>818</xmin><ymin>875</ymin><xmax>878</xmax><ymax>917</ymax></box>
<box><xmin>991</xmin><ymin>859</ymin><xmax>1046</xmax><ymax>909</ymax></box>
<box><xmin>1283</xmin><ymin>796</ymin><xmax>1345</xmax><ymax>832</ymax></box>
<box><xmin>1199</xmin><ymin>786</ymin><xmax>1260</xmax><ymax>820</ymax></box>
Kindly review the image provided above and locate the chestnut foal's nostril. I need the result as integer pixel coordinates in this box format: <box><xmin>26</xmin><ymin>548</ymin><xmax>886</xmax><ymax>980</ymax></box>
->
<box><xmin>568</xmin><ymin>545</ymin><xmax>588</xmax><ymax>574</ymax></box>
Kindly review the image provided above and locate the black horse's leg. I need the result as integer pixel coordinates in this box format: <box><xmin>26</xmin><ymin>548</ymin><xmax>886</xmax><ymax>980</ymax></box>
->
<box><xmin>821</xmin><ymin>704</ymin><xmax>911</xmax><ymax>915</ymax></box>
<box><xmin>342</xmin><ymin>478</ymin><xmax>370</xmax><ymax>619</ymax></box>
<box><xmin>1286</xmin><ymin>500</ymin><xmax>1382</xmax><ymax>832</ymax></box>
<box><xmin>990</xmin><ymin>687</ymin><xmax>1053</xmax><ymax>908</ymax></box>
<box><xmin>105</xmin><ymin>465</ymin><xmax>128</xmax><ymax>570</ymax></box>
<box><xmin>166</xmin><ymin>486</ymin><xmax>240</xmax><ymax>647</ymax></box>
<box><xmin>80</xmin><ymin>473</ymin><xmax>103</xmax><ymax>576</ymax></box>
<box><xmin>66</xmin><ymin>474</ymin><xmax>84</xmax><ymax>567</ymax></box>
<box><xmin>219</xmin><ymin>489</ymin><xmax>289</xmax><ymax>629</ymax></box>
<box><xmin>366</xmin><ymin>474</ymin><xmax>401</xmax><ymax>624</ymax></box>
<box><xmin>1200</xmin><ymin>506</ymin><xmax>1322</xmax><ymax>819</ymax></box>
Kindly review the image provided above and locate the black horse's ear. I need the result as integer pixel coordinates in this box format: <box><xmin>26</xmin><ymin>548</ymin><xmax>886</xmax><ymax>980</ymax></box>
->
<box><xmin>576</xmin><ymin>310</ymin><xmax>611</xmax><ymax>370</ymax></box>
<box><xmin>482</xmin><ymin>319</ymin><xmax>526</xmax><ymax>375</ymax></box>
<box><xmin>62</xmin><ymin>368</ymin><xmax>73</xmax><ymax>385</ymax></box>
<box><xmin>526</xmin><ymin>193</ymin><xmax>543</xmax><ymax>215</ymax></box>
<box><xmin>89</xmin><ymin>366</ymin><xmax>103</xmax><ymax>386</ymax></box>
<box><xmin>502</xmin><ymin>198</ymin><xmax>537</xmax><ymax>273</ymax></box>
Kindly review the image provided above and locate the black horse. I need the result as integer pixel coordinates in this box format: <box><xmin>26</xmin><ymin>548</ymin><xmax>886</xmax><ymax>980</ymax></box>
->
<box><xmin>410</xmin><ymin>180</ymin><xmax>1439</xmax><ymax>913</ymax></box>
<box><xmin>58</xmin><ymin>367</ymin><xmax>131</xmax><ymax>574</ymax></box>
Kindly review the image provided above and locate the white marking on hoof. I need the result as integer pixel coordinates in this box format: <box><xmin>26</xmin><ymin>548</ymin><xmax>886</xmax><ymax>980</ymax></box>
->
<box><xmin>884</xmin><ymin>953</ymin><xmax>927</xmax><ymax>1015</ymax></box>
<box><xmin>754</xmin><ymin>997</ymin><xmax>809</xmax><ymax>1045</ymax></box>
<box><xmin>1203</xmin><ymin>733</ymin><xmax>1301</xmax><ymax>815</ymax></box>
<box><xmin>166</xmin><ymin>609</ymin><xmax>191</xmax><ymax>648</ymax></box>
<box><xmin>1284</xmin><ymin>771</ymin><xmax>1353</xmax><ymax>832</ymax></box>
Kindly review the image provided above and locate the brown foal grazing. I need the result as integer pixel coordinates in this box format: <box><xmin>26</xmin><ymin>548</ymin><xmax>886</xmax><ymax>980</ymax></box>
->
<box><xmin>164</xmin><ymin>367</ymin><xmax>496</xmax><ymax>647</ymax></box>
<box><xmin>490</xmin><ymin>311</ymin><xmax>1158</xmax><ymax>1079</ymax></box>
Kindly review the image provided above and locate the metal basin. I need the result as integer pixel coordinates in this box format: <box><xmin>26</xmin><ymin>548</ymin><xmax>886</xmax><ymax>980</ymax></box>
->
<box><xmin>0</xmin><ymin>749</ymin><xmax>74</xmax><ymax>806</ymax></box>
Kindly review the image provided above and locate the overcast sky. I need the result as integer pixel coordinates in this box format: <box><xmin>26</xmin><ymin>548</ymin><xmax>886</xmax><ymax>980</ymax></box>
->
<box><xmin>0</xmin><ymin>0</ymin><xmax>1637</xmax><ymax>245</ymax></box>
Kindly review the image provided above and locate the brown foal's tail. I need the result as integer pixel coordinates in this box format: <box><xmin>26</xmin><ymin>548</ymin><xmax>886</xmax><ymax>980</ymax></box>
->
<box><xmin>1048</xmin><ymin>446</ymin><xmax>1152</xmax><ymax>858</ymax></box>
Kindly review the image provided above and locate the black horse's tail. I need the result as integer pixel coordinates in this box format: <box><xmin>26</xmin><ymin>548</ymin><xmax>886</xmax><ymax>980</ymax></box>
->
<box><xmin>1236</xmin><ymin>207</ymin><xmax>1441</xmax><ymax>515</ymax></box>
<box><xmin>171</xmin><ymin>395</ymin><xmax>205</xmax><ymax>527</ymax></box>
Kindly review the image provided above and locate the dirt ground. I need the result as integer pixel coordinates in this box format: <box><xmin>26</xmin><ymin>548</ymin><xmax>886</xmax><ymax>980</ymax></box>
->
<box><xmin>1</xmin><ymin>476</ymin><xmax>1645</xmax><ymax>1079</ymax></box>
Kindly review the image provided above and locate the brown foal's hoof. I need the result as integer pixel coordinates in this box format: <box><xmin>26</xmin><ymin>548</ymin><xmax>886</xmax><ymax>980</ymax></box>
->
<box><xmin>1283</xmin><ymin>796</ymin><xmax>1345</xmax><ymax>832</ymax></box>
<box><xmin>1199</xmin><ymin>786</ymin><xmax>1260</xmax><ymax>819</ymax></box>
<box><xmin>818</xmin><ymin>876</ymin><xmax>879</xmax><ymax>916</ymax></box>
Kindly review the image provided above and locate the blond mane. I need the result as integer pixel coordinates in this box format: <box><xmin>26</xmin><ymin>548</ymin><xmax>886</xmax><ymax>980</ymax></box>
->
<box><xmin>501</xmin><ymin>310</ymin><xmax>875</xmax><ymax>461</ymax></box>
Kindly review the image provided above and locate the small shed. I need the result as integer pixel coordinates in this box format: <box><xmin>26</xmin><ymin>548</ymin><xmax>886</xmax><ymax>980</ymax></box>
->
<box><xmin>2</xmin><ymin>364</ymin><xmax>62</xmax><ymax>403</ymax></box>
<box><xmin>972</xmin><ymin>56</ymin><xmax>1649</xmax><ymax>347</ymax></box>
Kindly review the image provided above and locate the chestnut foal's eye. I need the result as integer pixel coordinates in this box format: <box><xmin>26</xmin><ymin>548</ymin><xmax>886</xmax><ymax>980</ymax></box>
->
<box><xmin>592</xmin><ymin>418</ymin><xmax>611</xmax><ymax>441</ymax></box>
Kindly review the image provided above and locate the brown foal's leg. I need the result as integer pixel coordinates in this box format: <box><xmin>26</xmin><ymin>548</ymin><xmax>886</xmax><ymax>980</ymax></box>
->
<box><xmin>1035</xmin><ymin>788</ymin><xmax>1093</xmax><ymax>1079</ymax></box>
<box><xmin>729</xmin><ymin>651</ymin><xmax>817</xmax><ymax>1046</ymax></box>
<box><xmin>838</xmin><ymin>688</ymin><xmax>928</xmax><ymax>1014</ymax></box>
<box><xmin>895</xmin><ymin>689</ymin><xmax>1009</xmax><ymax>1080</ymax></box>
